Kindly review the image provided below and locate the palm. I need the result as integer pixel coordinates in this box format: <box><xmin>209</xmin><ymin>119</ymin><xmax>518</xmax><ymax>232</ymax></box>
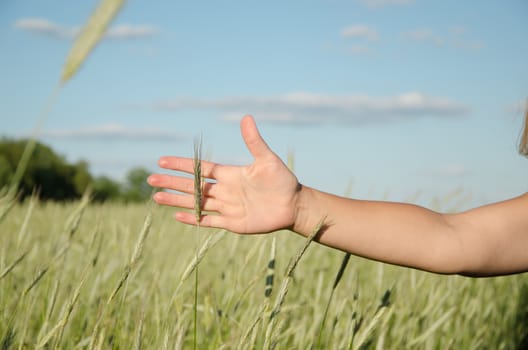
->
<box><xmin>219</xmin><ymin>156</ymin><xmax>298</xmax><ymax>234</ymax></box>
<box><xmin>149</xmin><ymin>115</ymin><xmax>300</xmax><ymax>234</ymax></box>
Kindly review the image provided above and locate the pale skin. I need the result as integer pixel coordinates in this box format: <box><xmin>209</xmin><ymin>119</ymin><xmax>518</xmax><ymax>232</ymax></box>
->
<box><xmin>148</xmin><ymin>115</ymin><xmax>528</xmax><ymax>277</ymax></box>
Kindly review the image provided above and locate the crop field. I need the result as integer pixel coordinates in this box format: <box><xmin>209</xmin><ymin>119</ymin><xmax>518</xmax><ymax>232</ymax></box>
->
<box><xmin>1</xmin><ymin>196</ymin><xmax>527</xmax><ymax>349</ymax></box>
<box><xmin>2</xmin><ymin>0</ymin><xmax>527</xmax><ymax>348</ymax></box>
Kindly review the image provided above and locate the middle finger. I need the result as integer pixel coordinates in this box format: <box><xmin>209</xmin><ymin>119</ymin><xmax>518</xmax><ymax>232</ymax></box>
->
<box><xmin>148</xmin><ymin>174</ymin><xmax>218</xmax><ymax>197</ymax></box>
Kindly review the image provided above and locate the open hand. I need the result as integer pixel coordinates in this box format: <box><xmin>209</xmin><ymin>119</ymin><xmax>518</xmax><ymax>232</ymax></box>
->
<box><xmin>148</xmin><ymin>115</ymin><xmax>300</xmax><ymax>234</ymax></box>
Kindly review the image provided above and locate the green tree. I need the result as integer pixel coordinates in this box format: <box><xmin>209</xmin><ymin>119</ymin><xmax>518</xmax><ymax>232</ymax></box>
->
<box><xmin>0</xmin><ymin>154</ymin><xmax>12</xmax><ymax>187</ymax></box>
<box><xmin>0</xmin><ymin>138</ymin><xmax>92</xmax><ymax>200</ymax></box>
<box><xmin>122</xmin><ymin>167</ymin><xmax>152</xmax><ymax>202</ymax></box>
<box><xmin>0</xmin><ymin>138</ymin><xmax>155</xmax><ymax>202</ymax></box>
<box><xmin>92</xmin><ymin>175</ymin><xmax>122</xmax><ymax>202</ymax></box>
<box><xmin>72</xmin><ymin>160</ymin><xmax>92</xmax><ymax>195</ymax></box>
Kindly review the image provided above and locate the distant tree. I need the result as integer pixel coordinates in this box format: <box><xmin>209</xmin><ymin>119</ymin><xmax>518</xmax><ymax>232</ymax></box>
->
<box><xmin>0</xmin><ymin>138</ymin><xmax>155</xmax><ymax>202</ymax></box>
<box><xmin>92</xmin><ymin>175</ymin><xmax>122</xmax><ymax>202</ymax></box>
<box><xmin>0</xmin><ymin>138</ymin><xmax>92</xmax><ymax>200</ymax></box>
<box><xmin>72</xmin><ymin>160</ymin><xmax>92</xmax><ymax>195</ymax></box>
<box><xmin>0</xmin><ymin>154</ymin><xmax>12</xmax><ymax>187</ymax></box>
<box><xmin>122</xmin><ymin>167</ymin><xmax>152</xmax><ymax>202</ymax></box>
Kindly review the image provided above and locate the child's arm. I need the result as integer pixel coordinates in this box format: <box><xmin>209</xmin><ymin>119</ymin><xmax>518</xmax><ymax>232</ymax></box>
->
<box><xmin>148</xmin><ymin>115</ymin><xmax>528</xmax><ymax>276</ymax></box>
<box><xmin>292</xmin><ymin>185</ymin><xmax>528</xmax><ymax>276</ymax></box>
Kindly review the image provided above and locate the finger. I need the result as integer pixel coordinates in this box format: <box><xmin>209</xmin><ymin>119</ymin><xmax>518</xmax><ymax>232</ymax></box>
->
<box><xmin>174</xmin><ymin>211</ymin><xmax>228</xmax><ymax>230</ymax></box>
<box><xmin>155</xmin><ymin>192</ymin><xmax>221</xmax><ymax>211</ymax></box>
<box><xmin>152</xmin><ymin>191</ymin><xmax>220</xmax><ymax>212</ymax></box>
<box><xmin>147</xmin><ymin>174</ymin><xmax>218</xmax><ymax>197</ymax></box>
<box><xmin>157</xmin><ymin>157</ymin><xmax>224</xmax><ymax>179</ymax></box>
<box><xmin>240</xmin><ymin>115</ymin><xmax>274</xmax><ymax>161</ymax></box>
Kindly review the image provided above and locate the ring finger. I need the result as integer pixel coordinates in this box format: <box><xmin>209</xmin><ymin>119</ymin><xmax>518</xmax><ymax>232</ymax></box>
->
<box><xmin>148</xmin><ymin>174</ymin><xmax>218</xmax><ymax>197</ymax></box>
<box><xmin>153</xmin><ymin>191</ymin><xmax>221</xmax><ymax>212</ymax></box>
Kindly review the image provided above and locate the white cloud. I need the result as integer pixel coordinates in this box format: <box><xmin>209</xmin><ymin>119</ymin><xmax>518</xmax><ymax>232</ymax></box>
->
<box><xmin>13</xmin><ymin>17</ymin><xmax>159</xmax><ymax>40</ymax></box>
<box><xmin>403</xmin><ymin>29</ymin><xmax>444</xmax><ymax>46</ymax></box>
<box><xmin>403</xmin><ymin>27</ymin><xmax>484</xmax><ymax>51</ymax></box>
<box><xmin>13</xmin><ymin>18</ymin><xmax>77</xmax><ymax>39</ymax></box>
<box><xmin>342</xmin><ymin>25</ymin><xmax>379</xmax><ymax>41</ymax></box>
<box><xmin>448</xmin><ymin>26</ymin><xmax>466</xmax><ymax>36</ymax></box>
<box><xmin>38</xmin><ymin>123</ymin><xmax>184</xmax><ymax>142</ymax></box>
<box><xmin>358</xmin><ymin>0</ymin><xmax>414</xmax><ymax>8</ymax></box>
<box><xmin>349</xmin><ymin>45</ymin><xmax>373</xmax><ymax>55</ymax></box>
<box><xmin>452</xmin><ymin>39</ymin><xmax>484</xmax><ymax>51</ymax></box>
<box><xmin>105</xmin><ymin>25</ymin><xmax>159</xmax><ymax>39</ymax></box>
<box><xmin>154</xmin><ymin>92</ymin><xmax>469</xmax><ymax>126</ymax></box>
<box><xmin>423</xmin><ymin>164</ymin><xmax>470</xmax><ymax>177</ymax></box>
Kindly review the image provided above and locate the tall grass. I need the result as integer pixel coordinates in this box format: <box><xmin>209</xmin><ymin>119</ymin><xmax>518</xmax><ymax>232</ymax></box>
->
<box><xmin>2</xmin><ymin>1</ymin><xmax>527</xmax><ymax>348</ymax></box>
<box><xmin>0</xmin><ymin>0</ymin><xmax>125</xmax><ymax>234</ymax></box>
<box><xmin>193</xmin><ymin>136</ymin><xmax>204</xmax><ymax>350</ymax></box>
<box><xmin>0</xmin><ymin>198</ymin><xmax>527</xmax><ymax>348</ymax></box>
<box><xmin>314</xmin><ymin>252</ymin><xmax>351</xmax><ymax>349</ymax></box>
<box><xmin>61</xmin><ymin>0</ymin><xmax>126</xmax><ymax>84</ymax></box>
<box><xmin>263</xmin><ymin>218</ymin><xmax>324</xmax><ymax>349</ymax></box>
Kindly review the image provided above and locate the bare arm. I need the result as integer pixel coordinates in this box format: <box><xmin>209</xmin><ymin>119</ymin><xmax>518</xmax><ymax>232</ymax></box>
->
<box><xmin>148</xmin><ymin>115</ymin><xmax>528</xmax><ymax>276</ymax></box>
<box><xmin>293</xmin><ymin>186</ymin><xmax>528</xmax><ymax>276</ymax></box>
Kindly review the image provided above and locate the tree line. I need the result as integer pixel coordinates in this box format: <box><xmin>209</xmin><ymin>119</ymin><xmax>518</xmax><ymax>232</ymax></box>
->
<box><xmin>0</xmin><ymin>138</ymin><xmax>152</xmax><ymax>202</ymax></box>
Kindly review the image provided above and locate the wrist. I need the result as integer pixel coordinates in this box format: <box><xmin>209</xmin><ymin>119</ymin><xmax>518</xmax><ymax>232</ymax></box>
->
<box><xmin>292</xmin><ymin>184</ymin><xmax>321</xmax><ymax>237</ymax></box>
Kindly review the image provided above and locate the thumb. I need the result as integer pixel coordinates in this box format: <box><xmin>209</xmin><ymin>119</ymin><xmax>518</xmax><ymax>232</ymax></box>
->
<box><xmin>240</xmin><ymin>115</ymin><xmax>274</xmax><ymax>160</ymax></box>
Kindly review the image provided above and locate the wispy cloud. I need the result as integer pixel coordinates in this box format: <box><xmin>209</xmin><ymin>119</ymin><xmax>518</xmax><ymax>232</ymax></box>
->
<box><xmin>349</xmin><ymin>45</ymin><xmax>373</xmax><ymax>55</ymax></box>
<box><xmin>403</xmin><ymin>29</ymin><xmax>444</xmax><ymax>46</ymax></box>
<box><xmin>13</xmin><ymin>18</ymin><xmax>77</xmax><ymax>38</ymax></box>
<box><xmin>342</xmin><ymin>25</ymin><xmax>379</xmax><ymax>41</ymax></box>
<box><xmin>402</xmin><ymin>26</ymin><xmax>484</xmax><ymax>51</ymax></box>
<box><xmin>154</xmin><ymin>92</ymin><xmax>469</xmax><ymax>125</ymax></box>
<box><xmin>38</xmin><ymin>123</ymin><xmax>184</xmax><ymax>142</ymax></box>
<box><xmin>13</xmin><ymin>17</ymin><xmax>159</xmax><ymax>40</ymax></box>
<box><xmin>422</xmin><ymin>164</ymin><xmax>470</xmax><ymax>177</ymax></box>
<box><xmin>358</xmin><ymin>0</ymin><xmax>414</xmax><ymax>8</ymax></box>
<box><xmin>106</xmin><ymin>25</ymin><xmax>160</xmax><ymax>39</ymax></box>
<box><xmin>451</xmin><ymin>39</ymin><xmax>484</xmax><ymax>51</ymax></box>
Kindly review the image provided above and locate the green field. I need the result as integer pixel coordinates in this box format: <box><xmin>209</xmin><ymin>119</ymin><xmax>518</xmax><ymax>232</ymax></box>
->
<box><xmin>1</xmin><ymin>197</ymin><xmax>527</xmax><ymax>349</ymax></box>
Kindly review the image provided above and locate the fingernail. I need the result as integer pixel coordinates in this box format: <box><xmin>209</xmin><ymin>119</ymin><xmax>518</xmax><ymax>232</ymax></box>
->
<box><xmin>147</xmin><ymin>175</ymin><xmax>157</xmax><ymax>185</ymax></box>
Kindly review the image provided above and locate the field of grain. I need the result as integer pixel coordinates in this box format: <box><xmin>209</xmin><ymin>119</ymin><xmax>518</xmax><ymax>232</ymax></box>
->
<box><xmin>3</xmin><ymin>0</ymin><xmax>526</xmax><ymax>348</ymax></box>
<box><xmin>1</xmin><ymin>196</ymin><xmax>527</xmax><ymax>349</ymax></box>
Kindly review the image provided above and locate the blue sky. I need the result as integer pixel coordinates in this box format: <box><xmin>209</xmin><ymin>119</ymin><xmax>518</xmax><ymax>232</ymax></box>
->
<box><xmin>1</xmin><ymin>0</ymin><xmax>527</xmax><ymax>207</ymax></box>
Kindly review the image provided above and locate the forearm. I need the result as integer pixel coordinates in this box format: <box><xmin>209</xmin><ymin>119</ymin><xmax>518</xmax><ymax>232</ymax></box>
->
<box><xmin>292</xmin><ymin>185</ymin><xmax>465</xmax><ymax>274</ymax></box>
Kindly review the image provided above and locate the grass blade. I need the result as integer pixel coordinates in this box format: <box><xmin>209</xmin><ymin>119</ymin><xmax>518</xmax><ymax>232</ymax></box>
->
<box><xmin>192</xmin><ymin>136</ymin><xmax>203</xmax><ymax>350</ymax></box>
<box><xmin>408</xmin><ymin>307</ymin><xmax>455</xmax><ymax>346</ymax></box>
<box><xmin>193</xmin><ymin>136</ymin><xmax>203</xmax><ymax>224</ymax></box>
<box><xmin>315</xmin><ymin>252</ymin><xmax>351</xmax><ymax>349</ymax></box>
<box><xmin>35</xmin><ymin>268</ymin><xmax>89</xmax><ymax>349</ymax></box>
<box><xmin>352</xmin><ymin>289</ymin><xmax>392</xmax><ymax>350</ymax></box>
<box><xmin>0</xmin><ymin>249</ymin><xmax>30</xmax><ymax>280</ymax></box>
<box><xmin>107</xmin><ymin>210</ymin><xmax>152</xmax><ymax>305</ymax></box>
<box><xmin>265</xmin><ymin>236</ymin><xmax>277</xmax><ymax>299</ymax></box>
<box><xmin>264</xmin><ymin>217</ymin><xmax>326</xmax><ymax>349</ymax></box>
<box><xmin>61</xmin><ymin>0</ymin><xmax>126</xmax><ymax>83</ymax></box>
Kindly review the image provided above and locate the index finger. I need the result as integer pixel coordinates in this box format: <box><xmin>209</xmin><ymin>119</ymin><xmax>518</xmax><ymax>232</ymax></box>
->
<box><xmin>158</xmin><ymin>156</ymin><xmax>224</xmax><ymax>179</ymax></box>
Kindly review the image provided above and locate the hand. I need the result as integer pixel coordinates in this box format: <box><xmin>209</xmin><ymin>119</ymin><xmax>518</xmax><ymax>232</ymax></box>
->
<box><xmin>148</xmin><ymin>115</ymin><xmax>300</xmax><ymax>234</ymax></box>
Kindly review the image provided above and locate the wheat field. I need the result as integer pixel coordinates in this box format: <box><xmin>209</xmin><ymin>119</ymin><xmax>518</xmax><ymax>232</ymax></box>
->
<box><xmin>1</xmin><ymin>197</ymin><xmax>527</xmax><ymax>349</ymax></box>
<box><xmin>4</xmin><ymin>0</ymin><xmax>526</xmax><ymax>348</ymax></box>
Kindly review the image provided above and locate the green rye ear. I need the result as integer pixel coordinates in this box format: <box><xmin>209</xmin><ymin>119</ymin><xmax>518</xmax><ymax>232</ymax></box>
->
<box><xmin>193</xmin><ymin>136</ymin><xmax>203</xmax><ymax>224</ymax></box>
<box><xmin>62</xmin><ymin>0</ymin><xmax>125</xmax><ymax>83</ymax></box>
